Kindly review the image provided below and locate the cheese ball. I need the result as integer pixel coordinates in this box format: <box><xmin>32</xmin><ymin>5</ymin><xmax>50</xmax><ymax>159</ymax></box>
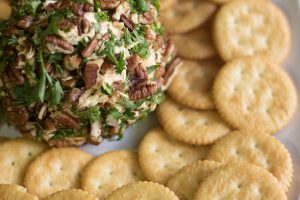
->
<box><xmin>0</xmin><ymin>0</ymin><xmax>180</xmax><ymax>146</ymax></box>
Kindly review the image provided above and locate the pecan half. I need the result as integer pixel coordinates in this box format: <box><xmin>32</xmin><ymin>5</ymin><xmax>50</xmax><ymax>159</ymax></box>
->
<box><xmin>17</xmin><ymin>15</ymin><xmax>33</xmax><ymax>29</ymax></box>
<box><xmin>163</xmin><ymin>39</ymin><xmax>176</xmax><ymax>61</ymax></box>
<box><xmin>120</xmin><ymin>14</ymin><xmax>134</xmax><ymax>31</ymax></box>
<box><xmin>163</xmin><ymin>57</ymin><xmax>181</xmax><ymax>85</ymax></box>
<box><xmin>56</xmin><ymin>112</ymin><xmax>81</xmax><ymax>129</ymax></box>
<box><xmin>129</xmin><ymin>63</ymin><xmax>148</xmax><ymax>82</ymax></box>
<box><xmin>44</xmin><ymin>0</ymin><xmax>69</xmax><ymax>11</ymax></box>
<box><xmin>100</xmin><ymin>60</ymin><xmax>114</xmax><ymax>74</ymax></box>
<box><xmin>126</xmin><ymin>55</ymin><xmax>140</xmax><ymax>72</ymax></box>
<box><xmin>71</xmin><ymin>3</ymin><xmax>84</xmax><ymax>15</ymax></box>
<box><xmin>99</xmin><ymin>0</ymin><xmax>121</xmax><ymax>9</ymax></box>
<box><xmin>45</xmin><ymin>36</ymin><xmax>75</xmax><ymax>53</ymax></box>
<box><xmin>153</xmin><ymin>35</ymin><xmax>164</xmax><ymax>50</ymax></box>
<box><xmin>64</xmin><ymin>54</ymin><xmax>82</xmax><ymax>71</ymax></box>
<box><xmin>68</xmin><ymin>88</ymin><xmax>83</xmax><ymax>103</ymax></box>
<box><xmin>7</xmin><ymin>68</ymin><xmax>25</xmax><ymax>86</ymax></box>
<box><xmin>84</xmin><ymin>63</ymin><xmax>99</xmax><ymax>88</ymax></box>
<box><xmin>61</xmin><ymin>78</ymin><xmax>76</xmax><ymax>88</ymax></box>
<box><xmin>48</xmin><ymin>137</ymin><xmax>86</xmax><ymax>147</ymax></box>
<box><xmin>77</xmin><ymin>17</ymin><xmax>83</xmax><ymax>36</ymax></box>
<box><xmin>129</xmin><ymin>82</ymin><xmax>157</xmax><ymax>101</ymax></box>
<box><xmin>59</xmin><ymin>19</ymin><xmax>75</xmax><ymax>31</ymax></box>
<box><xmin>82</xmin><ymin>18</ymin><xmax>90</xmax><ymax>34</ymax></box>
<box><xmin>81</xmin><ymin>36</ymin><xmax>99</xmax><ymax>57</ymax></box>
<box><xmin>7</xmin><ymin>107</ymin><xmax>29</xmax><ymax>126</ymax></box>
<box><xmin>83</xmin><ymin>3</ymin><xmax>94</xmax><ymax>12</ymax></box>
<box><xmin>43</xmin><ymin>117</ymin><xmax>57</xmax><ymax>132</ymax></box>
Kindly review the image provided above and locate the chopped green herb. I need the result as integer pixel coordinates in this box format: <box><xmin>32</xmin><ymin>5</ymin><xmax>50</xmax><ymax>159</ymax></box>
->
<box><xmin>150</xmin><ymin>91</ymin><xmax>165</xmax><ymax>104</ymax></box>
<box><xmin>74</xmin><ymin>0</ymin><xmax>89</xmax><ymax>3</ymax></box>
<box><xmin>48</xmin><ymin>53</ymin><xmax>64</xmax><ymax>74</ymax></box>
<box><xmin>17</xmin><ymin>0</ymin><xmax>41</xmax><ymax>18</ymax></box>
<box><xmin>128</xmin><ymin>0</ymin><xmax>149</xmax><ymax>14</ymax></box>
<box><xmin>13</xmin><ymin>80</ymin><xmax>37</xmax><ymax>105</ymax></box>
<box><xmin>49</xmin><ymin>81</ymin><xmax>63</xmax><ymax>106</ymax></box>
<box><xmin>95</xmin><ymin>11</ymin><xmax>110</xmax><ymax>22</ymax></box>
<box><xmin>74</xmin><ymin>107</ymin><xmax>101</xmax><ymax>123</ymax></box>
<box><xmin>151</xmin><ymin>23</ymin><xmax>164</xmax><ymax>35</ymax></box>
<box><xmin>147</xmin><ymin>64</ymin><xmax>159</xmax><ymax>74</ymax></box>
<box><xmin>116</xmin><ymin>52</ymin><xmax>126</xmax><ymax>74</ymax></box>
<box><xmin>7</xmin><ymin>36</ymin><xmax>18</xmax><ymax>46</ymax></box>
<box><xmin>108</xmin><ymin>108</ymin><xmax>122</xmax><ymax>120</ymax></box>
<box><xmin>101</xmin><ymin>83</ymin><xmax>113</xmax><ymax>95</ymax></box>
<box><xmin>130</xmin><ymin>40</ymin><xmax>150</xmax><ymax>58</ymax></box>
<box><xmin>42</xmin><ymin>15</ymin><xmax>62</xmax><ymax>36</ymax></box>
<box><xmin>37</xmin><ymin>51</ymin><xmax>47</xmax><ymax>102</ymax></box>
<box><xmin>152</xmin><ymin>0</ymin><xmax>160</xmax><ymax>12</ymax></box>
<box><xmin>52</xmin><ymin>128</ymin><xmax>87</xmax><ymax>140</ymax></box>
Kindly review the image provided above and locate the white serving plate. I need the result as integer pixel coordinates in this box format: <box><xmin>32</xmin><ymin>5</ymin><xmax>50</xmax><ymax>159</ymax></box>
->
<box><xmin>0</xmin><ymin>0</ymin><xmax>299</xmax><ymax>199</ymax></box>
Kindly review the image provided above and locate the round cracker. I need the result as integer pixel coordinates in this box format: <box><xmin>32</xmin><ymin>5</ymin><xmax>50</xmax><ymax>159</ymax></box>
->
<box><xmin>0</xmin><ymin>184</ymin><xmax>38</xmax><ymax>200</ymax></box>
<box><xmin>161</xmin><ymin>0</ymin><xmax>217</xmax><ymax>34</ymax></box>
<box><xmin>207</xmin><ymin>130</ymin><xmax>293</xmax><ymax>191</ymax></box>
<box><xmin>167</xmin><ymin>160</ymin><xmax>222</xmax><ymax>200</ymax></box>
<box><xmin>213</xmin><ymin>56</ymin><xmax>298</xmax><ymax>134</ymax></box>
<box><xmin>194</xmin><ymin>163</ymin><xmax>287</xmax><ymax>200</ymax></box>
<box><xmin>0</xmin><ymin>1</ymin><xmax>12</xmax><ymax>20</ymax></box>
<box><xmin>138</xmin><ymin>128</ymin><xmax>209</xmax><ymax>184</ymax></box>
<box><xmin>107</xmin><ymin>181</ymin><xmax>178</xmax><ymax>200</ymax></box>
<box><xmin>24</xmin><ymin>147</ymin><xmax>93</xmax><ymax>199</ymax></box>
<box><xmin>0</xmin><ymin>138</ymin><xmax>49</xmax><ymax>185</ymax></box>
<box><xmin>45</xmin><ymin>189</ymin><xmax>98</xmax><ymax>200</ymax></box>
<box><xmin>167</xmin><ymin>59</ymin><xmax>222</xmax><ymax>110</ymax></box>
<box><xmin>170</xmin><ymin>29</ymin><xmax>216</xmax><ymax>60</ymax></box>
<box><xmin>82</xmin><ymin>150</ymin><xmax>144</xmax><ymax>200</ymax></box>
<box><xmin>156</xmin><ymin>97</ymin><xmax>232</xmax><ymax>145</ymax></box>
<box><xmin>214</xmin><ymin>0</ymin><xmax>291</xmax><ymax>63</ymax></box>
<box><xmin>159</xmin><ymin>0</ymin><xmax>175</xmax><ymax>11</ymax></box>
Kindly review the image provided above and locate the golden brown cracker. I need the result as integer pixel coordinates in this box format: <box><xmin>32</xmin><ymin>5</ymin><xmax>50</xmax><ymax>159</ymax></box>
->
<box><xmin>157</xmin><ymin>97</ymin><xmax>232</xmax><ymax>145</ymax></box>
<box><xmin>45</xmin><ymin>189</ymin><xmax>99</xmax><ymax>200</ymax></box>
<box><xmin>161</xmin><ymin>0</ymin><xmax>217</xmax><ymax>34</ymax></box>
<box><xmin>213</xmin><ymin>56</ymin><xmax>297</xmax><ymax>134</ymax></box>
<box><xmin>24</xmin><ymin>147</ymin><xmax>93</xmax><ymax>199</ymax></box>
<box><xmin>167</xmin><ymin>59</ymin><xmax>221</xmax><ymax>110</ymax></box>
<box><xmin>167</xmin><ymin>160</ymin><xmax>222</xmax><ymax>200</ymax></box>
<box><xmin>0</xmin><ymin>1</ymin><xmax>12</xmax><ymax>20</ymax></box>
<box><xmin>82</xmin><ymin>150</ymin><xmax>144</xmax><ymax>200</ymax></box>
<box><xmin>0</xmin><ymin>184</ymin><xmax>38</xmax><ymax>200</ymax></box>
<box><xmin>138</xmin><ymin>128</ymin><xmax>209</xmax><ymax>184</ymax></box>
<box><xmin>214</xmin><ymin>0</ymin><xmax>291</xmax><ymax>63</ymax></box>
<box><xmin>107</xmin><ymin>181</ymin><xmax>179</xmax><ymax>200</ymax></box>
<box><xmin>207</xmin><ymin>130</ymin><xmax>293</xmax><ymax>191</ymax></box>
<box><xmin>194</xmin><ymin>163</ymin><xmax>287</xmax><ymax>200</ymax></box>
<box><xmin>0</xmin><ymin>138</ymin><xmax>49</xmax><ymax>185</ymax></box>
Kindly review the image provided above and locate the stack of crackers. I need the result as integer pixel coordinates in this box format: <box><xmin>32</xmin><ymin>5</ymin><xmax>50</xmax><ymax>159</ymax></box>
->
<box><xmin>0</xmin><ymin>0</ymin><xmax>298</xmax><ymax>199</ymax></box>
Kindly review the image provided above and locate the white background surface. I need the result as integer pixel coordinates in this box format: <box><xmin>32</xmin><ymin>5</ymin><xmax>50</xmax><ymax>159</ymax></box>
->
<box><xmin>0</xmin><ymin>0</ymin><xmax>299</xmax><ymax>199</ymax></box>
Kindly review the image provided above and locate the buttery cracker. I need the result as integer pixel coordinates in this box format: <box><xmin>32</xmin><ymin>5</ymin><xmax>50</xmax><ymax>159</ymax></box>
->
<box><xmin>194</xmin><ymin>163</ymin><xmax>287</xmax><ymax>200</ymax></box>
<box><xmin>0</xmin><ymin>138</ymin><xmax>48</xmax><ymax>185</ymax></box>
<box><xmin>0</xmin><ymin>184</ymin><xmax>38</xmax><ymax>200</ymax></box>
<box><xmin>107</xmin><ymin>181</ymin><xmax>179</xmax><ymax>200</ymax></box>
<box><xmin>168</xmin><ymin>59</ymin><xmax>221</xmax><ymax>110</ymax></box>
<box><xmin>207</xmin><ymin>130</ymin><xmax>293</xmax><ymax>191</ymax></box>
<box><xmin>45</xmin><ymin>189</ymin><xmax>99</xmax><ymax>200</ymax></box>
<box><xmin>138</xmin><ymin>128</ymin><xmax>209</xmax><ymax>184</ymax></box>
<box><xmin>213</xmin><ymin>56</ymin><xmax>297</xmax><ymax>134</ymax></box>
<box><xmin>214</xmin><ymin>0</ymin><xmax>291</xmax><ymax>63</ymax></box>
<box><xmin>161</xmin><ymin>0</ymin><xmax>217</xmax><ymax>34</ymax></box>
<box><xmin>170</xmin><ymin>28</ymin><xmax>216</xmax><ymax>60</ymax></box>
<box><xmin>157</xmin><ymin>97</ymin><xmax>232</xmax><ymax>145</ymax></box>
<box><xmin>167</xmin><ymin>160</ymin><xmax>222</xmax><ymax>200</ymax></box>
<box><xmin>24</xmin><ymin>147</ymin><xmax>93</xmax><ymax>199</ymax></box>
<box><xmin>82</xmin><ymin>150</ymin><xmax>144</xmax><ymax>200</ymax></box>
<box><xmin>0</xmin><ymin>1</ymin><xmax>12</xmax><ymax>20</ymax></box>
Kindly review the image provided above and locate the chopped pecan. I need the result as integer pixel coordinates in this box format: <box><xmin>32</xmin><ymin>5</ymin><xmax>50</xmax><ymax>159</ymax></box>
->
<box><xmin>145</xmin><ymin>27</ymin><xmax>156</xmax><ymax>41</ymax></box>
<box><xmin>4</xmin><ymin>26</ymin><xmax>20</xmax><ymax>37</ymax></box>
<box><xmin>129</xmin><ymin>63</ymin><xmax>148</xmax><ymax>81</ymax></box>
<box><xmin>154</xmin><ymin>65</ymin><xmax>166</xmax><ymax>79</ymax></box>
<box><xmin>82</xmin><ymin>18</ymin><xmax>90</xmax><ymax>34</ymax></box>
<box><xmin>64</xmin><ymin>54</ymin><xmax>82</xmax><ymax>71</ymax></box>
<box><xmin>68</xmin><ymin>88</ymin><xmax>83</xmax><ymax>103</ymax></box>
<box><xmin>7</xmin><ymin>68</ymin><xmax>25</xmax><ymax>86</ymax></box>
<box><xmin>100</xmin><ymin>60</ymin><xmax>113</xmax><ymax>74</ymax></box>
<box><xmin>59</xmin><ymin>19</ymin><xmax>75</xmax><ymax>31</ymax></box>
<box><xmin>72</xmin><ymin>2</ymin><xmax>84</xmax><ymax>15</ymax></box>
<box><xmin>45</xmin><ymin>36</ymin><xmax>75</xmax><ymax>53</ymax></box>
<box><xmin>99</xmin><ymin>0</ymin><xmax>121</xmax><ymax>9</ymax></box>
<box><xmin>44</xmin><ymin>0</ymin><xmax>69</xmax><ymax>11</ymax></box>
<box><xmin>140</xmin><ymin>12</ymin><xmax>154</xmax><ymax>24</ymax></box>
<box><xmin>129</xmin><ymin>82</ymin><xmax>157</xmax><ymax>101</ymax></box>
<box><xmin>7</xmin><ymin>107</ymin><xmax>29</xmax><ymax>126</ymax></box>
<box><xmin>45</xmin><ymin>63</ymin><xmax>54</xmax><ymax>75</ymax></box>
<box><xmin>81</xmin><ymin>36</ymin><xmax>99</xmax><ymax>57</ymax></box>
<box><xmin>61</xmin><ymin>78</ymin><xmax>76</xmax><ymax>88</ymax></box>
<box><xmin>163</xmin><ymin>57</ymin><xmax>181</xmax><ymax>85</ymax></box>
<box><xmin>126</xmin><ymin>55</ymin><xmax>141</xmax><ymax>72</ymax></box>
<box><xmin>43</xmin><ymin>117</ymin><xmax>57</xmax><ymax>132</ymax></box>
<box><xmin>163</xmin><ymin>39</ymin><xmax>176</xmax><ymax>60</ymax></box>
<box><xmin>112</xmin><ymin>81</ymin><xmax>123</xmax><ymax>90</ymax></box>
<box><xmin>6</xmin><ymin>47</ymin><xmax>15</xmax><ymax>56</ymax></box>
<box><xmin>77</xmin><ymin>17</ymin><xmax>83</xmax><ymax>36</ymax></box>
<box><xmin>120</xmin><ymin>14</ymin><xmax>134</xmax><ymax>31</ymax></box>
<box><xmin>14</xmin><ymin>55</ymin><xmax>26</xmax><ymax>69</ymax></box>
<box><xmin>84</xmin><ymin>63</ymin><xmax>99</xmax><ymax>88</ymax></box>
<box><xmin>83</xmin><ymin>3</ymin><xmax>94</xmax><ymax>12</ymax></box>
<box><xmin>17</xmin><ymin>15</ymin><xmax>33</xmax><ymax>29</ymax></box>
<box><xmin>48</xmin><ymin>137</ymin><xmax>86</xmax><ymax>147</ymax></box>
<box><xmin>153</xmin><ymin>35</ymin><xmax>164</xmax><ymax>50</ymax></box>
<box><xmin>56</xmin><ymin>112</ymin><xmax>81</xmax><ymax>129</ymax></box>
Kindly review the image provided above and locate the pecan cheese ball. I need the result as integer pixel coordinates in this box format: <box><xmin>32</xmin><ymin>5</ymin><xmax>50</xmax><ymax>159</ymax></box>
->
<box><xmin>0</xmin><ymin>0</ymin><xmax>181</xmax><ymax>146</ymax></box>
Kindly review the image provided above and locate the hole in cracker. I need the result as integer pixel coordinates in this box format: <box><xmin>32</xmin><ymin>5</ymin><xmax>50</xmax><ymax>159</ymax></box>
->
<box><xmin>98</xmin><ymin>184</ymin><xmax>102</xmax><ymax>189</ymax></box>
<box><xmin>28</xmin><ymin>152</ymin><xmax>32</xmax><ymax>157</ymax></box>
<box><xmin>109</xmin><ymin>171</ymin><xmax>114</xmax><ymax>175</ymax></box>
<box><xmin>11</xmin><ymin>161</ymin><xmax>15</xmax><ymax>166</ymax></box>
<box><xmin>49</xmin><ymin>182</ymin><xmax>53</xmax><ymax>187</ymax></box>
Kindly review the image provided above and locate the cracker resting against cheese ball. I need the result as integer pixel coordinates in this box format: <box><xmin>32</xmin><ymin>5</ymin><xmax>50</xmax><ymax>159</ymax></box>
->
<box><xmin>0</xmin><ymin>0</ymin><xmax>181</xmax><ymax>147</ymax></box>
